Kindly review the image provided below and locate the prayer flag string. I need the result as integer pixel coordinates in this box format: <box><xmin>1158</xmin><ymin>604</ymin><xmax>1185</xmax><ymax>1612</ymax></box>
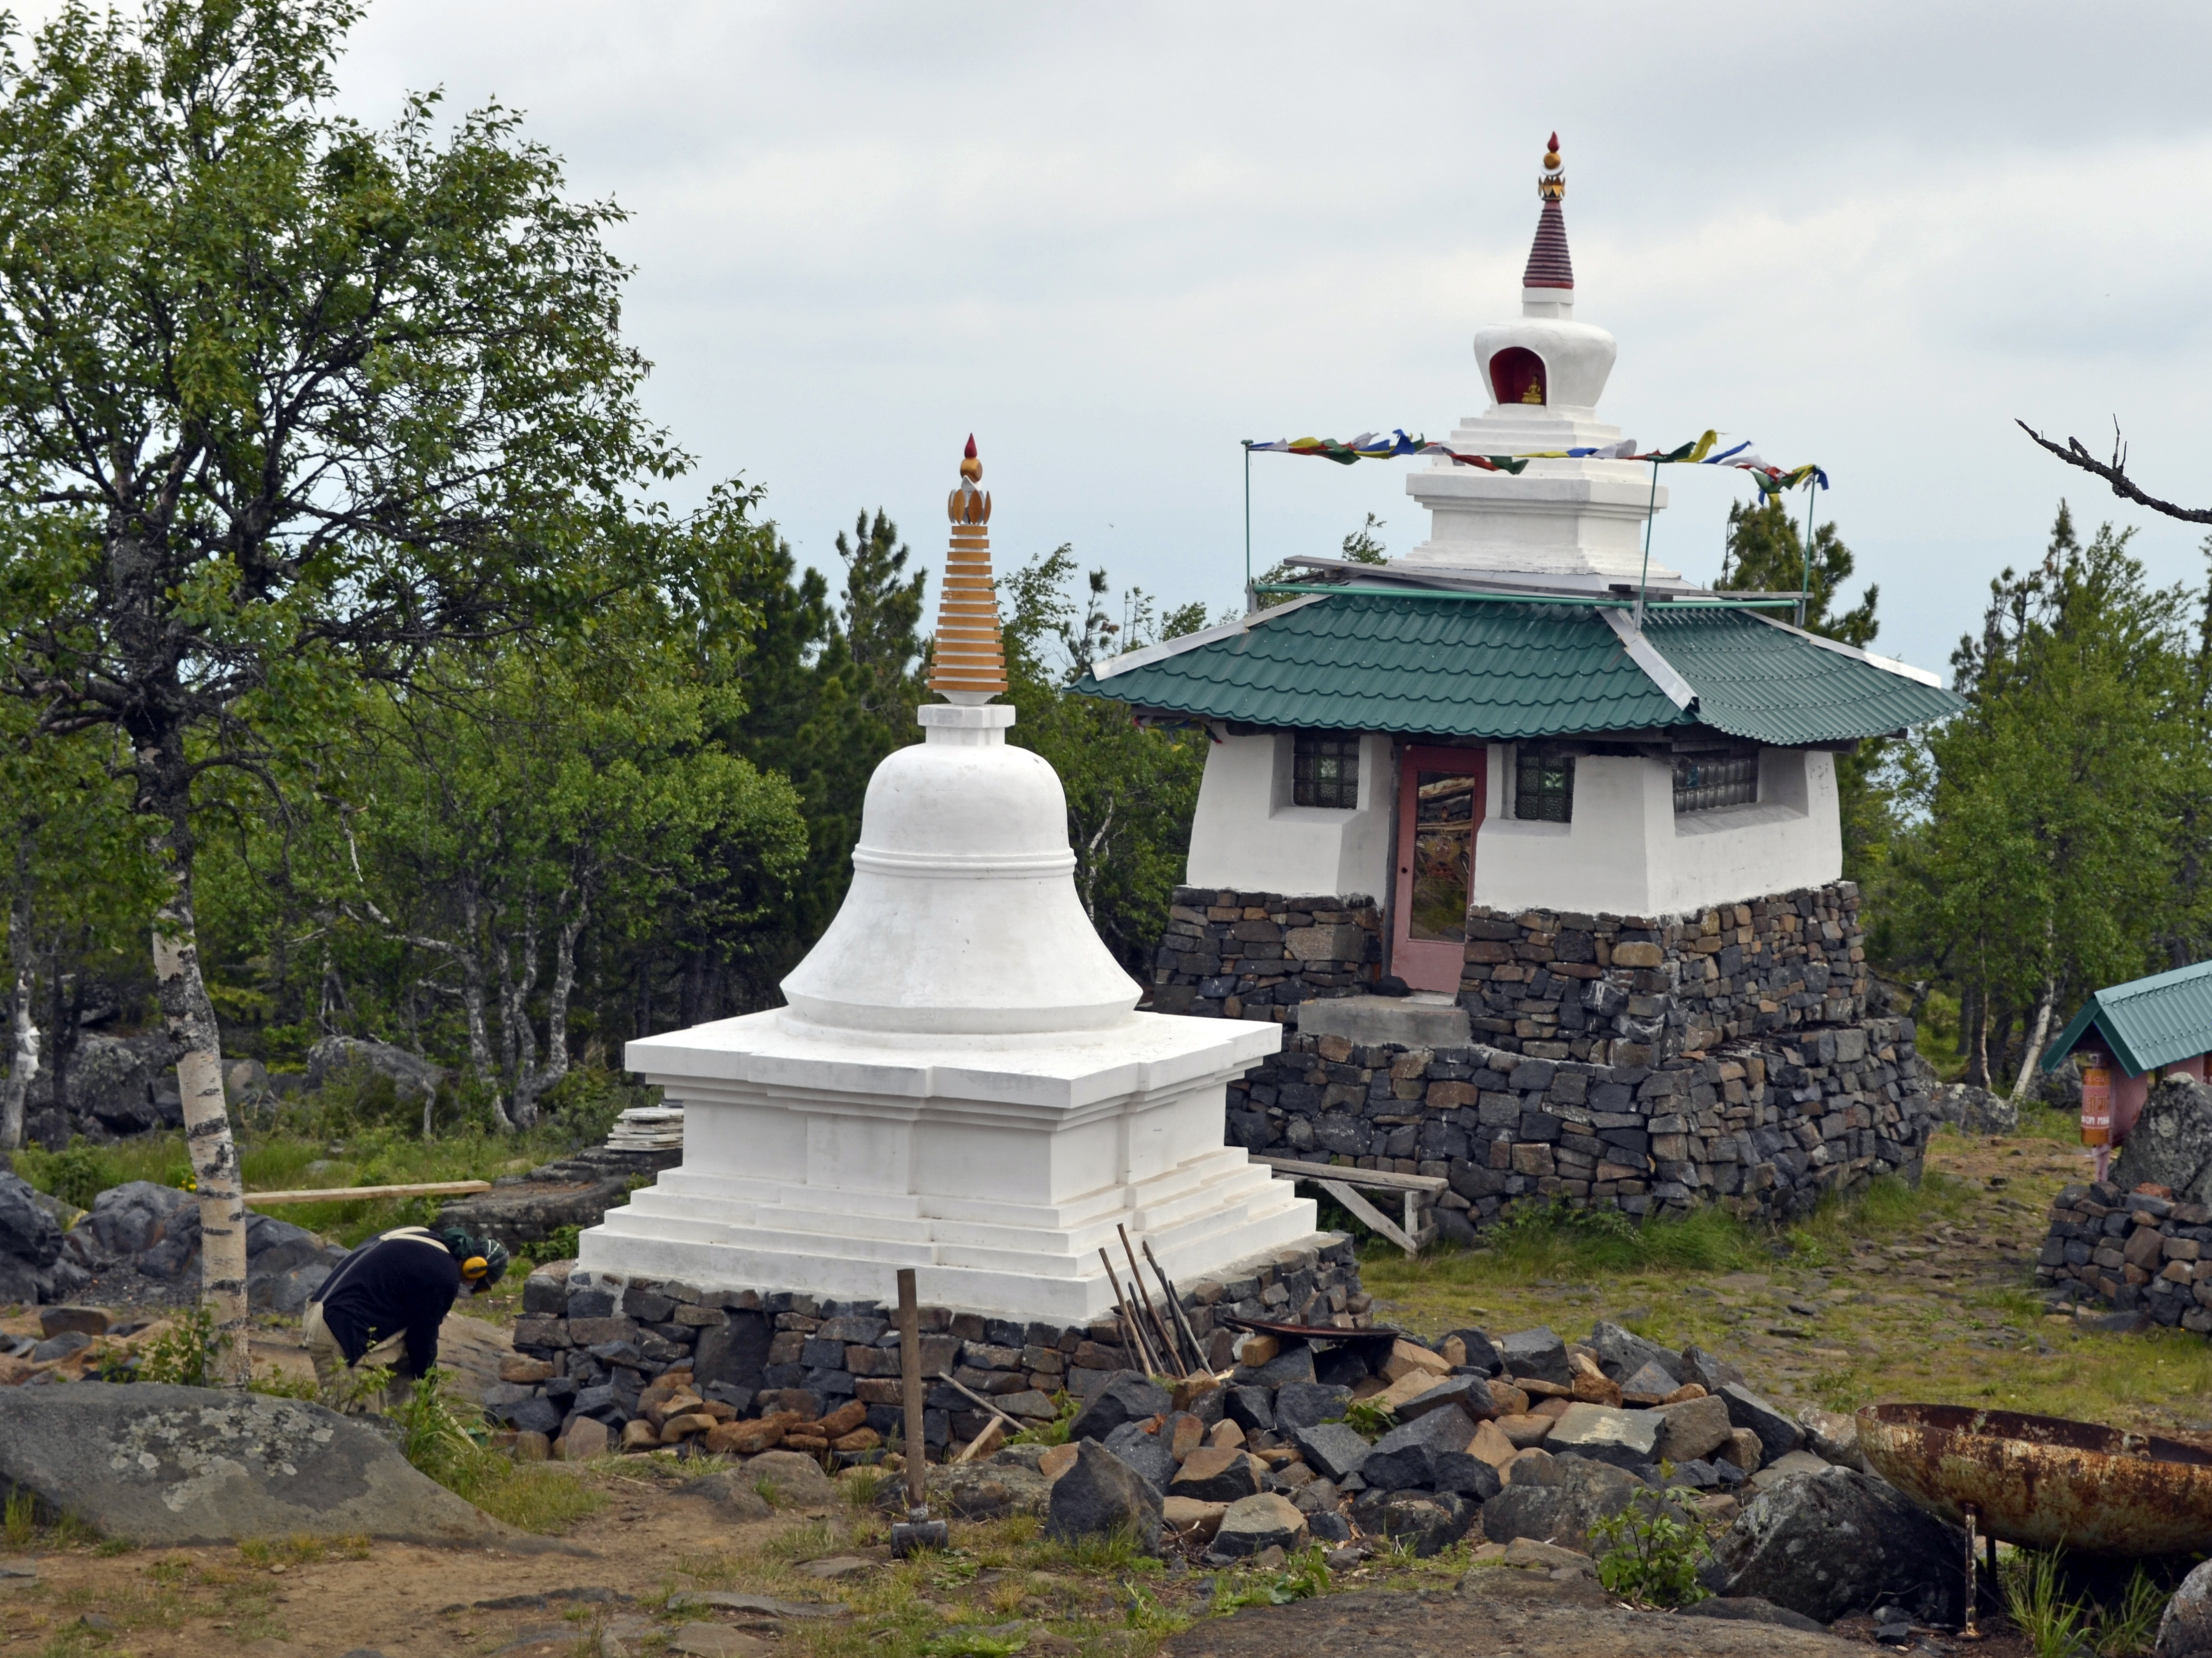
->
<box><xmin>1244</xmin><ymin>428</ymin><xmax>1827</xmax><ymax>493</ymax></box>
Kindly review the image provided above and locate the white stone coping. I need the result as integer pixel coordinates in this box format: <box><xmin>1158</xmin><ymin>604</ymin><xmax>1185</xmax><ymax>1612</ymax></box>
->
<box><xmin>626</xmin><ymin>1007</ymin><xmax>1283</xmax><ymax>1116</ymax></box>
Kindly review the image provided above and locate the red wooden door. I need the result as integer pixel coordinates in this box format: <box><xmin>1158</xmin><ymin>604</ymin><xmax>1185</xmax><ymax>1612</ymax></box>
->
<box><xmin>1391</xmin><ymin>745</ymin><xmax>1487</xmax><ymax>995</ymax></box>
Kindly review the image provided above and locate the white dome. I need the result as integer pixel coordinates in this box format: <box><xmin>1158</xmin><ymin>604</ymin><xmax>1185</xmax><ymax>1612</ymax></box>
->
<box><xmin>778</xmin><ymin>703</ymin><xmax>1142</xmax><ymax>1035</ymax></box>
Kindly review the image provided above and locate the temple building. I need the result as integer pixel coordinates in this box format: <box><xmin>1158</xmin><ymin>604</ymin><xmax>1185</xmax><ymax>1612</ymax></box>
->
<box><xmin>1076</xmin><ymin>136</ymin><xmax>1957</xmax><ymax>995</ymax></box>
<box><xmin>1072</xmin><ymin>139</ymin><xmax>1961</xmax><ymax>1230</ymax></box>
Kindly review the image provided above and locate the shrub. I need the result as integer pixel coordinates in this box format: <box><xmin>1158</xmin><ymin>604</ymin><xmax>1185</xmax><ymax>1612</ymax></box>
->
<box><xmin>1590</xmin><ymin>1486</ymin><xmax>1710</xmax><ymax>1608</ymax></box>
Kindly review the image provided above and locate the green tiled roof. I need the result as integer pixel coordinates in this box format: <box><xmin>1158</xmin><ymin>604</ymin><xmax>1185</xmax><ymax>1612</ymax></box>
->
<box><xmin>2042</xmin><ymin>959</ymin><xmax>2212</xmax><ymax>1077</ymax></box>
<box><xmin>1073</xmin><ymin>591</ymin><xmax>1961</xmax><ymax>746</ymax></box>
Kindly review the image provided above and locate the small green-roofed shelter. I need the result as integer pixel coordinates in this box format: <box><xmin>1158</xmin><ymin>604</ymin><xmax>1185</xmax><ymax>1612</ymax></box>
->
<box><xmin>2040</xmin><ymin>959</ymin><xmax>2212</xmax><ymax>1078</ymax></box>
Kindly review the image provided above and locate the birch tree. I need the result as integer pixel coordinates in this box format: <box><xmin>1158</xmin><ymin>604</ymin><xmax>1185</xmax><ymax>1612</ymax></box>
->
<box><xmin>0</xmin><ymin>0</ymin><xmax>677</xmax><ymax>1379</ymax></box>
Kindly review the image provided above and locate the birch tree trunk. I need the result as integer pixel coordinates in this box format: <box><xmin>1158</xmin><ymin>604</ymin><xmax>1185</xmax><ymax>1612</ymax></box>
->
<box><xmin>145</xmin><ymin>788</ymin><xmax>249</xmax><ymax>1387</ymax></box>
<box><xmin>2011</xmin><ymin>976</ymin><xmax>2057</xmax><ymax>1107</ymax></box>
<box><xmin>1</xmin><ymin>853</ymin><xmax>34</xmax><ymax>1152</ymax></box>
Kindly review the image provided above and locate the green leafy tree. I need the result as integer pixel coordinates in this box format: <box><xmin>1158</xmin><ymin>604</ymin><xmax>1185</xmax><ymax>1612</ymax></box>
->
<box><xmin>1886</xmin><ymin>505</ymin><xmax>2182</xmax><ymax>1094</ymax></box>
<box><xmin>1000</xmin><ymin>548</ymin><xmax>1209</xmax><ymax>970</ymax></box>
<box><xmin>1716</xmin><ymin>497</ymin><xmax>1890</xmax><ymax>880</ymax></box>
<box><xmin>0</xmin><ymin>0</ymin><xmax>679</xmax><ymax>1376</ymax></box>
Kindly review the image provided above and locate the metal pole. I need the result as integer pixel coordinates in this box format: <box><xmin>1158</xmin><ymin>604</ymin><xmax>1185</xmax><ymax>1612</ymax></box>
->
<box><xmin>1634</xmin><ymin>459</ymin><xmax>1660</xmax><ymax>630</ymax></box>
<box><xmin>1243</xmin><ymin>443</ymin><xmax>1254</xmax><ymax>612</ymax></box>
<box><xmin>1796</xmin><ymin>480</ymin><xmax>1817</xmax><ymax>628</ymax></box>
<box><xmin>897</xmin><ymin>1267</ymin><xmax>926</xmax><ymax>1507</ymax></box>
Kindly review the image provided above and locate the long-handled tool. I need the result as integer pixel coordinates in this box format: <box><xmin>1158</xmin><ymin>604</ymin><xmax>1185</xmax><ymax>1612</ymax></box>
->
<box><xmin>1098</xmin><ymin>1246</ymin><xmax>1160</xmax><ymax>1375</ymax></box>
<box><xmin>889</xmin><ymin>1267</ymin><xmax>947</xmax><ymax>1557</ymax></box>
<box><xmin>1119</xmin><ymin>1225</ymin><xmax>1183</xmax><ymax>1374</ymax></box>
<box><xmin>1143</xmin><ymin>1237</ymin><xmax>1209</xmax><ymax>1373</ymax></box>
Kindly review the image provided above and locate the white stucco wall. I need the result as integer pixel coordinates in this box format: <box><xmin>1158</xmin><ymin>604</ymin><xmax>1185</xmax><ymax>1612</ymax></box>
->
<box><xmin>1472</xmin><ymin>747</ymin><xmax>1841</xmax><ymax>918</ymax></box>
<box><xmin>1185</xmin><ymin>731</ymin><xmax>1394</xmax><ymax>900</ymax></box>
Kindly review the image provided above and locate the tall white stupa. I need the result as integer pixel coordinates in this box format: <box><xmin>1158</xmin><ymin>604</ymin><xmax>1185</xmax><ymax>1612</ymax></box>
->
<box><xmin>1404</xmin><ymin>134</ymin><xmax>1678</xmax><ymax>582</ymax></box>
<box><xmin>583</xmin><ymin>439</ymin><xmax>1319</xmax><ymax>1322</ymax></box>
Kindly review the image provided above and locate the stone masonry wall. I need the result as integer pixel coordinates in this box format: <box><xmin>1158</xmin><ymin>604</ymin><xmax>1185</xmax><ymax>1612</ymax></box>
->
<box><xmin>2035</xmin><ymin>1181</ymin><xmax>2212</xmax><ymax>1331</ymax></box>
<box><xmin>488</xmin><ymin>1237</ymin><xmax>1367</xmax><ymax>1454</ymax></box>
<box><xmin>1153</xmin><ymin>882</ymin><xmax>1933</xmax><ymax>1228</ymax></box>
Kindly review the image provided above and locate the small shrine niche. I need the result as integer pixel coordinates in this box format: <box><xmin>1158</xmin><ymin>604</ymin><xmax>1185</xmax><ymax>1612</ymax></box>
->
<box><xmin>1489</xmin><ymin>345</ymin><xmax>1547</xmax><ymax>407</ymax></box>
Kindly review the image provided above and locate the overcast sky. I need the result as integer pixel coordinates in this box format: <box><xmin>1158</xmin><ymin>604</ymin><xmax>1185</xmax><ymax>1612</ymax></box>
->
<box><xmin>167</xmin><ymin>4</ymin><xmax>2212</xmax><ymax>672</ymax></box>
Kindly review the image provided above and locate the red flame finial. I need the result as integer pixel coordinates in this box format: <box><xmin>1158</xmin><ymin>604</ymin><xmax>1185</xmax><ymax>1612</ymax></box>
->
<box><xmin>964</xmin><ymin>434</ymin><xmax>977</xmax><ymax>459</ymax></box>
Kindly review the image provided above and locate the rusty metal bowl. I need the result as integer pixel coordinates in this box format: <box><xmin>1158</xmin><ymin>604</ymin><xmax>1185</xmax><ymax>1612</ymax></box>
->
<box><xmin>1858</xmin><ymin>1402</ymin><xmax>2212</xmax><ymax>1556</ymax></box>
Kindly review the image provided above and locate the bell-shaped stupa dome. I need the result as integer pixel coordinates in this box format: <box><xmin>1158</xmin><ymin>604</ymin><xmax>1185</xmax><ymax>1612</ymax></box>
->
<box><xmin>777</xmin><ymin>440</ymin><xmax>1143</xmax><ymax>1036</ymax></box>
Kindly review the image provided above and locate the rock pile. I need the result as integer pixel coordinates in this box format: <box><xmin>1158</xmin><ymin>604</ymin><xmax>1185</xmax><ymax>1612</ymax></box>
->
<box><xmin>2036</xmin><ymin>1176</ymin><xmax>2212</xmax><ymax>1329</ymax></box>
<box><xmin>493</xmin><ymin>1241</ymin><xmax>1367</xmax><ymax>1452</ymax></box>
<box><xmin>52</xmin><ymin>1181</ymin><xmax>346</xmax><ymax>1313</ymax></box>
<box><xmin>880</xmin><ymin>1314</ymin><xmax>1954</xmax><ymax>1627</ymax></box>
<box><xmin>435</xmin><ymin>1142</ymin><xmax>682</xmax><ymax>1252</ymax></box>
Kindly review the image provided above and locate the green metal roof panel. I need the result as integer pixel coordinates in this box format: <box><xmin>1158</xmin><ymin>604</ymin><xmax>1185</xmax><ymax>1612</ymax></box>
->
<box><xmin>2041</xmin><ymin>958</ymin><xmax>2212</xmax><ymax>1077</ymax></box>
<box><xmin>1074</xmin><ymin>595</ymin><xmax>1689</xmax><ymax>740</ymax></box>
<box><xmin>1075</xmin><ymin>591</ymin><xmax>1963</xmax><ymax>746</ymax></box>
<box><xmin>1643</xmin><ymin>610</ymin><xmax>1967</xmax><ymax>746</ymax></box>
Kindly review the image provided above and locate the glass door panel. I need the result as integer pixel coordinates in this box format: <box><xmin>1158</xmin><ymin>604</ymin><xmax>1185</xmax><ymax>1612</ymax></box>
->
<box><xmin>1391</xmin><ymin>745</ymin><xmax>1486</xmax><ymax>995</ymax></box>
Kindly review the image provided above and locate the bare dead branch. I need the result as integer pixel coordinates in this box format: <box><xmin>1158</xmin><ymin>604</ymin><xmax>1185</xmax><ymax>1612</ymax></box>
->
<box><xmin>2017</xmin><ymin>419</ymin><xmax>2212</xmax><ymax>525</ymax></box>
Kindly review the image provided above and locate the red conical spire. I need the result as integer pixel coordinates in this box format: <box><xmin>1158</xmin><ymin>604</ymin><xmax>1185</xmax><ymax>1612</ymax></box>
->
<box><xmin>1523</xmin><ymin>132</ymin><xmax>1573</xmax><ymax>291</ymax></box>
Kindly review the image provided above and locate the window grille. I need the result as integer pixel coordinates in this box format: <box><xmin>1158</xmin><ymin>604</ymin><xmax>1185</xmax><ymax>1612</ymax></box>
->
<box><xmin>1292</xmin><ymin>733</ymin><xmax>1359</xmax><ymax>809</ymax></box>
<box><xmin>1513</xmin><ymin>748</ymin><xmax>1574</xmax><ymax>822</ymax></box>
<box><xmin>1674</xmin><ymin>748</ymin><xmax>1759</xmax><ymax>813</ymax></box>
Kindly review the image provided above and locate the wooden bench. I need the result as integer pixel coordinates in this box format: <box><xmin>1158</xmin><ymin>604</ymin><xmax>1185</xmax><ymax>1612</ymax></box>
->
<box><xmin>1258</xmin><ymin>1156</ymin><xmax>1445</xmax><ymax>1256</ymax></box>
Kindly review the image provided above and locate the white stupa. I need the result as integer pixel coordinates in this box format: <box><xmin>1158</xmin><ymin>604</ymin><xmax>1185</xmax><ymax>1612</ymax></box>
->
<box><xmin>583</xmin><ymin>438</ymin><xmax>1319</xmax><ymax>1322</ymax></box>
<box><xmin>1404</xmin><ymin>134</ymin><xmax>1677</xmax><ymax>582</ymax></box>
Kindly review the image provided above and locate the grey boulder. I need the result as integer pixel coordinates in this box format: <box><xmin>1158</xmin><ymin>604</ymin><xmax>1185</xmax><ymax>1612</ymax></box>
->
<box><xmin>2116</xmin><ymin>1079</ymin><xmax>2212</xmax><ymax>1207</ymax></box>
<box><xmin>2157</xmin><ymin>1556</ymin><xmax>2212</xmax><ymax>1657</ymax></box>
<box><xmin>1482</xmin><ymin>1454</ymin><xmax>1644</xmax><ymax>1552</ymax></box>
<box><xmin>1587</xmin><ymin>1320</ymin><xmax>1679</xmax><ymax>1385</ymax></box>
<box><xmin>1362</xmin><ymin>1402</ymin><xmax>1479</xmax><ymax>1492</ymax></box>
<box><xmin>1721</xmin><ymin>1383</ymin><xmax>1806</xmax><ymax>1464</ymax></box>
<box><xmin>1704</xmin><ymin>1464</ymin><xmax>1965</xmax><ymax>1625</ymax></box>
<box><xmin>1231</xmin><ymin>1346</ymin><xmax>1317</xmax><ymax>1389</ymax></box>
<box><xmin>0</xmin><ymin>1174</ymin><xmax>61</xmax><ymax>1269</ymax></box>
<box><xmin>1046</xmin><ymin>1440</ymin><xmax>1160</xmax><ymax>1551</ymax></box>
<box><xmin>1067</xmin><ymin>1372</ymin><xmax>1172</xmax><ymax>1443</ymax></box>
<box><xmin>1655</xmin><ymin>1395</ymin><xmax>1735</xmax><ymax>1464</ymax></box>
<box><xmin>306</xmin><ymin>1035</ymin><xmax>444</xmax><ymax>1104</ymax></box>
<box><xmin>1272</xmin><ymin>1381</ymin><xmax>1352</xmax><ymax>1434</ymax></box>
<box><xmin>1497</xmin><ymin>1326</ymin><xmax>1570</xmax><ymax>1385</ymax></box>
<box><xmin>1396</xmin><ymin>1375</ymin><xmax>1496</xmax><ymax>1423</ymax></box>
<box><xmin>1352</xmin><ymin>1488</ymin><xmax>1474</xmax><ymax>1556</ymax></box>
<box><xmin>1209</xmin><ymin>1492</ymin><xmax>1306</xmax><ymax>1560</ymax></box>
<box><xmin>1545</xmin><ymin>1402</ymin><xmax>1661</xmax><ymax>1470</ymax></box>
<box><xmin>1290</xmin><ymin>1420</ymin><xmax>1373</xmax><ymax>1483</ymax></box>
<box><xmin>1681</xmin><ymin>1345</ymin><xmax>1746</xmax><ymax>1395</ymax></box>
<box><xmin>0</xmin><ymin>1384</ymin><xmax>508</xmax><ymax>1545</ymax></box>
<box><xmin>1100</xmin><ymin>1420</ymin><xmax>1177</xmax><ymax>1493</ymax></box>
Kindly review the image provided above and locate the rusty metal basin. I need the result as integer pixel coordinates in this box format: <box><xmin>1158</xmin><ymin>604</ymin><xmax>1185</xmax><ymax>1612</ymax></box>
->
<box><xmin>1858</xmin><ymin>1403</ymin><xmax>2212</xmax><ymax>1556</ymax></box>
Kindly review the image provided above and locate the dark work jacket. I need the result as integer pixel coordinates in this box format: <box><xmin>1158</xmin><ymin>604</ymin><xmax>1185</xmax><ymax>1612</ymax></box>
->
<box><xmin>309</xmin><ymin>1227</ymin><xmax>461</xmax><ymax>1376</ymax></box>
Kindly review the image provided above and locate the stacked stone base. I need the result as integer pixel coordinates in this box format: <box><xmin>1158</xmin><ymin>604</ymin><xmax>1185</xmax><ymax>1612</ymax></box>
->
<box><xmin>1231</xmin><ymin>1024</ymin><xmax>1927</xmax><ymax>1229</ymax></box>
<box><xmin>488</xmin><ymin>1236</ymin><xmax>1367</xmax><ymax>1453</ymax></box>
<box><xmin>1155</xmin><ymin>880</ymin><xmax>1934</xmax><ymax>1227</ymax></box>
<box><xmin>2035</xmin><ymin>1182</ymin><xmax>2212</xmax><ymax>1330</ymax></box>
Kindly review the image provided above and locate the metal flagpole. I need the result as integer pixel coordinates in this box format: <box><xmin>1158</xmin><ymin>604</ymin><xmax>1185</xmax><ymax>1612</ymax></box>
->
<box><xmin>1796</xmin><ymin>479</ymin><xmax>1817</xmax><ymax>628</ymax></box>
<box><xmin>1243</xmin><ymin>442</ymin><xmax>1254</xmax><ymax>612</ymax></box>
<box><xmin>1633</xmin><ymin>459</ymin><xmax>1660</xmax><ymax>630</ymax></box>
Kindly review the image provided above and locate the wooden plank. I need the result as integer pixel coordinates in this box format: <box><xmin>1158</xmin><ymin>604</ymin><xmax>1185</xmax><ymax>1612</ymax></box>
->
<box><xmin>1319</xmin><ymin>1179</ymin><xmax>1421</xmax><ymax>1256</ymax></box>
<box><xmin>1259</xmin><ymin>1155</ymin><xmax>1446</xmax><ymax>1194</ymax></box>
<box><xmin>243</xmin><ymin>1180</ymin><xmax>493</xmax><ymax>1206</ymax></box>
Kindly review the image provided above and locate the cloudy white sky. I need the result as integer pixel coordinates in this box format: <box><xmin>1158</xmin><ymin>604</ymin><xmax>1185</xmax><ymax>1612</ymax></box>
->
<box><xmin>148</xmin><ymin>3</ymin><xmax>2212</xmax><ymax>672</ymax></box>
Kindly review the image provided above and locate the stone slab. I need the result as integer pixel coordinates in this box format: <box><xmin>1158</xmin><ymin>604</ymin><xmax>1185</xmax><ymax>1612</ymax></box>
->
<box><xmin>1294</xmin><ymin>997</ymin><xmax>1472</xmax><ymax>1051</ymax></box>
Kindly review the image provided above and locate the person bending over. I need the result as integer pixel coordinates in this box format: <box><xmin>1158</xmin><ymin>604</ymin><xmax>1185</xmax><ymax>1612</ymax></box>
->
<box><xmin>302</xmin><ymin>1225</ymin><xmax>508</xmax><ymax>1410</ymax></box>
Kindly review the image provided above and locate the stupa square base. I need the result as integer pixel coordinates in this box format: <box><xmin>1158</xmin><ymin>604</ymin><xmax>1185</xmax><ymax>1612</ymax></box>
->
<box><xmin>582</xmin><ymin>1006</ymin><xmax>1323</xmax><ymax>1325</ymax></box>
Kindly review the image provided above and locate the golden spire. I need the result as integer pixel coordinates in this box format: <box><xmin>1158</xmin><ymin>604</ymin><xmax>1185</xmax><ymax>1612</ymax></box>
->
<box><xmin>1539</xmin><ymin>132</ymin><xmax>1564</xmax><ymax>202</ymax></box>
<box><xmin>927</xmin><ymin>434</ymin><xmax>1009</xmax><ymax>700</ymax></box>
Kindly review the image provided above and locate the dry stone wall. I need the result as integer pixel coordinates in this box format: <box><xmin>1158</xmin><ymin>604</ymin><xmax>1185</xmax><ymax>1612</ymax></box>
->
<box><xmin>490</xmin><ymin>1238</ymin><xmax>1367</xmax><ymax>1453</ymax></box>
<box><xmin>1153</xmin><ymin>881</ymin><xmax>1933</xmax><ymax>1226</ymax></box>
<box><xmin>2035</xmin><ymin>1180</ymin><xmax>2212</xmax><ymax>1330</ymax></box>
